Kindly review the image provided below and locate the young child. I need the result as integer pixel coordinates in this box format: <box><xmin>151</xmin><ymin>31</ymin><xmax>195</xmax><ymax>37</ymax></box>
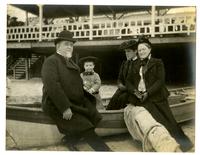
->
<box><xmin>79</xmin><ymin>56</ymin><xmax>105</xmax><ymax>110</ymax></box>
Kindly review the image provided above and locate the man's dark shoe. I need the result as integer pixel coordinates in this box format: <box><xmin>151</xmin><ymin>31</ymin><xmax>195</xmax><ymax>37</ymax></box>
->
<box><xmin>61</xmin><ymin>136</ymin><xmax>79</xmax><ymax>151</ymax></box>
<box><xmin>91</xmin><ymin>113</ymin><xmax>102</xmax><ymax>126</ymax></box>
<box><xmin>66</xmin><ymin>143</ymin><xmax>79</xmax><ymax>151</ymax></box>
<box><xmin>180</xmin><ymin>141</ymin><xmax>193</xmax><ymax>152</ymax></box>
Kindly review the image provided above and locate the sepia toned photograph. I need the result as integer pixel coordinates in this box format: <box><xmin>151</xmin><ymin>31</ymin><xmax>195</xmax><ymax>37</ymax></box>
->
<box><xmin>5</xmin><ymin>3</ymin><xmax>196</xmax><ymax>152</ymax></box>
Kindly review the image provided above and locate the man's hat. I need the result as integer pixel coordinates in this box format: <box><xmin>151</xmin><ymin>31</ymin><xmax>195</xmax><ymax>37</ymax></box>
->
<box><xmin>137</xmin><ymin>36</ymin><xmax>152</xmax><ymax>47</ymax></box>
<box><xmin>119</xmin><ymin>39</ymin><xmax>137</xmax><ymax>50</ymax></box>
<box><xmin>79</xmin><ymin>56</ymin><xmax>99</xmax><ymax>67</ymax></box>
<box><xmin>55</xmin><ymin>30</ymin><xmax>76</xmax><ymax>45</ymax></box>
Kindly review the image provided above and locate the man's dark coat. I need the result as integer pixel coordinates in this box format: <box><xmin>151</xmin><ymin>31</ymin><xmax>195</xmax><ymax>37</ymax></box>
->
<box><xmin>126</xmin><ymin>58</ymin><xmax>192</xmax><ymax>151</ymax></box>
<box><xmin>41</xmin><ymin>53</ymin><xmax>101</xmax><ymax>136</ymax></box>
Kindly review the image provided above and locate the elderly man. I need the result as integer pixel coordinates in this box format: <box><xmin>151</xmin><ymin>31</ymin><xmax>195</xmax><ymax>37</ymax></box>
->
<box><xmin>41</xmin><ymin>30</ymin><xmax>111</xmax><ymax>151</ymax></box>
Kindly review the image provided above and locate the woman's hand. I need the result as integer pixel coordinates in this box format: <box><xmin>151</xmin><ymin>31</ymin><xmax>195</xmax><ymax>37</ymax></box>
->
<box><xmin>141</xmin><ymin>92</ymin><xmax>148</xmax><ymax>102</ymax></box>
<box><xmin>134</xmin><ymin>90</ymin><xmax>143</xmax><ymax>100</ymax></box>
<box><xmin>118</xmin><ymin>83</ymin><xmax>126</xmax><ymax>91</ymax></box>
<box><xmin>133</xmin><ymin>90</ymin><xmax>148</xmax><ymax>103</ymax></box>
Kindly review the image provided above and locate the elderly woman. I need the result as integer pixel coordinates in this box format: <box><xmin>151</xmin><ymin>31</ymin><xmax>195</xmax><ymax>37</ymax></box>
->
<box><xmin>125</xmin><ymin>37</ymin><xmax>193</xmax><ymax>152</ymax></box>
<box><xmin>106</xmin><ymin>39</ymin><xmax>138</xmax><ymax>110</ymax></box>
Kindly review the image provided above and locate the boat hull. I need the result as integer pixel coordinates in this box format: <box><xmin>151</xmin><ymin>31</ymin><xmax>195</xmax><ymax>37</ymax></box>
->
<box><xmin>6</xmin><ymin>99</ymin><xmax>195</xmax><ymax>149</ymax></box>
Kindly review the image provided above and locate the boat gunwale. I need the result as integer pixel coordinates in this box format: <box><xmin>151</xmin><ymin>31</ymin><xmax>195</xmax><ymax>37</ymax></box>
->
<box><xmin>6</xmin><ymin>99</ymin><xmax>194</xmax><ymax>113</ymax></box>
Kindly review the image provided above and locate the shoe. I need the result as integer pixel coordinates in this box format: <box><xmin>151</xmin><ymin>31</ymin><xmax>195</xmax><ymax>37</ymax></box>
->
<box><xmin>91</xmin><ymin>113</ymin><xmax>102</xmax><ymax>126</ymax></box>
<box><xmin>180</xmin><ymin>141</ymin><xmax>193</xmax><ymax>152</ymax></box>
<box><xmin>61</xmin><ymin>136</ymin><xmax>79</xmax><ymax>151</ymax></box>
<box><xmin>66</xmin><ymin>143</ymin><xmax>79</xmax><ymax>151</ymax></box>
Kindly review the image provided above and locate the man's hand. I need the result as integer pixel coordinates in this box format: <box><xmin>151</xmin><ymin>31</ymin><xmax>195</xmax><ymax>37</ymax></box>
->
<box><xmin>63</xmin><ymin>108</ymin><xmax>73</xmax><ymax>120</ymax></box>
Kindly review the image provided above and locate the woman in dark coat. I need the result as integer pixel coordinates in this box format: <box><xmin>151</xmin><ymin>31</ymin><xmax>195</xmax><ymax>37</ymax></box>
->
<box><xmin>41</xmin><ymin>30</ymin><xmax>111</xmax><ymax>151</ymax></box>
<box><xmin>106</xmin><ymin>39</ymin><xmax>138</xmax><ymax>110</ymax></box>
<box><xmin>126</xmin><ymin>37</ymin><xmax>193</xmax><ymax>152</ymax></box>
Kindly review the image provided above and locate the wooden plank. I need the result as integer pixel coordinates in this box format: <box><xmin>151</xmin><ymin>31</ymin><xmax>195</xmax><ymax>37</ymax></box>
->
<box><xmin>171</xmin><ymin>100</ymin><xmax>195</xmax><ymax>122</ymax></box>
<box><xmin>7</xmin><ymin>36</ymin><xmax>195</xmax><ymax>49</ymax></box>
<box><xmin>7</xmin><ymin>42</ymin><xmax>31</xmax><ymax>49</ymax></box>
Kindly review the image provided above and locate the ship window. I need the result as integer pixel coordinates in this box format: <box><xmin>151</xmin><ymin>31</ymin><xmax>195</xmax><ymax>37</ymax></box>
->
<box><xmin>130</xmin><ymin>21</ymin><xmax>135</xmax><ymax>26</ymax></box>
<box><xmin>137</xmin><ymin>21</ymin><xmax>142</xmax><ymax>26</ymax></box>
<box><xmin>107</xmin><ymin>23</ymin><xmax>111</xmax><ymax>28</ymax></box>
<box><xmin>73</xmin><ymin>25</ymin><xmax>77</xmax><ymax>30</ymax></box>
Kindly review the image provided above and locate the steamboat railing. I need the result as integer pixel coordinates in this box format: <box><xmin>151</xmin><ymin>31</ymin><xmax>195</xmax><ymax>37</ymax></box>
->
<box><xmin>7</xmin><ymin>13</ymin><xmax>196</xmax><ymax>42</ymax></box>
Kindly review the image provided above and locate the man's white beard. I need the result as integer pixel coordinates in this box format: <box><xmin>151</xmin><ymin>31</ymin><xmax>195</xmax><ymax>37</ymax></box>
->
<box><xmin>57</xmin><ymin>49</ymin><xmax>72</xmax><ymax>58</ymax></box>
<box><xmin>65</xmin><ymin>51</ymin><xmax>72</xmax><ymax>58</ymax></box>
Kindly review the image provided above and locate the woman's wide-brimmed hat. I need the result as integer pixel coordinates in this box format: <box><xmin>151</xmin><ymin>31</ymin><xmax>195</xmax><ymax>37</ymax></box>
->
<box><xmin>119</xmin><ymin>39</ymin><xmax>137</xmax><ymax>50</ymax></box>
<box><xmin>55</xmin><ymin>30</ymin><xmax>76</xmax><ymax>45</ymax></box>
<box><xmin>137</xmin><ymin>36</ymin><xmax>152</xmax><ymax>47</ymax></box>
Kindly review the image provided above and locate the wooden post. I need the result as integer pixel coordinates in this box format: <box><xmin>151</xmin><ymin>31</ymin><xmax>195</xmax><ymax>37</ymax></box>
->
<box><xmin>89</xmin><ymin>5</ymin><xmax>94</xmax><ymax>40</ymax></box>
<box><xmin>25</xmin><ymin>11</ymin><xmax>29</xmax><ymax>26</ymax></box>
<box><xmin>13</xmin><ymin>69</ymin><xmax>16</xmax><ymax>79</ymax></box>
<box><xmin>38</xmin><ymin>4</ymin><xmax>43</xmax><ymax>42</ymax></box>
<box><xmin>25</xmin><ymin>58</ymin><xmax>29</xmax><ymax>80</ymax></box>
<box><xmin>151</xmin><ymin>6</ymin><xmax>156</xmax><ymax>37</ymax></box>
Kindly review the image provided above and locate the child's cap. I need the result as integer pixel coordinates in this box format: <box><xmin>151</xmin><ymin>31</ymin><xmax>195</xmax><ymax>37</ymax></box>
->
<box><xmin>79</xmin><ymin>56</ymin><xmax>99</xmax><ymax>67</ymax></box>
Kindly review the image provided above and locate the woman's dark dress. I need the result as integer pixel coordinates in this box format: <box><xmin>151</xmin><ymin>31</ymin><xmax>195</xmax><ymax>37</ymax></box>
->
<box><xmin>126</xmin><ymin>58</ymin><xmax>193</xmax><ymax>152</ymax></box>
<box><xmin>106</xmin><ymin>60</ymin><xmax>132</xmax><ymax>110</ymax></box>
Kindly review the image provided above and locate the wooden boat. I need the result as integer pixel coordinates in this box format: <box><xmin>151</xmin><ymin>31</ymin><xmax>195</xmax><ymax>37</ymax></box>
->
<box><xmin>6</xmin><ymin>87</ymin><xmax>195</xmax><ymax>149</ymax></box>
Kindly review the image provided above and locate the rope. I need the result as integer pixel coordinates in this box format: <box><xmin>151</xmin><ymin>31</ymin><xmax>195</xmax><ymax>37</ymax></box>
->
<box><xmin>6</xmin><ymin>130</ymin><xmax>20</xmax><ymax>150</ymax></box>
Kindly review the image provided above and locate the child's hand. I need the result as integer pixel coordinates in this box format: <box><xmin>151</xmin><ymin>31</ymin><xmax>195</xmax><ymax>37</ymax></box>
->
<box><xmin>83</xmin><ymin>86</ymin><xmax>88</xmax><ymax>90</ymax></box>
<box><xmin>88</xmin><ymin>88</ymin><xmax>95</xmax><ymax>94</ymax></box>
